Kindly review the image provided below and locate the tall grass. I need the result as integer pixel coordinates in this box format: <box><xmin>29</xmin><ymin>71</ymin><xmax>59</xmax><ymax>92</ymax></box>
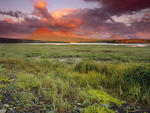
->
<box><xmin>122</xmin><ymin>64</ymin><xmax>150</xmax><ymax>105</ymax></box>
<box><xmin>0</xmin><ymin>58</ymin><xmax>150</xmax><ymax>112</ymax></box>
<box><xmin>74</xmin><ymin>61</ymin><xmax>150</xmax><ymax>105</ymax></box>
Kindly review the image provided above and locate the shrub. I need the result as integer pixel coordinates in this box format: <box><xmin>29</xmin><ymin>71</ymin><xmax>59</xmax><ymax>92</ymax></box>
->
<box><xmin>123</xmin><ymin>64</ymin><xmax>150</xmax><ymax>104</ymax></box>
<box><xmin>124</xmin><ymin>64</ymin><xmax>150</xmax><ymax>87</ymax></box>
<box><xmin>74</xmin><ymin>61</ymin><xmax>115</xmax><ymax>75</ymax></box>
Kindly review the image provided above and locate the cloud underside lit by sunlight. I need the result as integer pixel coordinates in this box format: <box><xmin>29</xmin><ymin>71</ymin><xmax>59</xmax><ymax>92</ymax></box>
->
<box><xmin>0</xmin><ymin>0</ymin><xmax>150</xmax><ymax>39</ymax></box>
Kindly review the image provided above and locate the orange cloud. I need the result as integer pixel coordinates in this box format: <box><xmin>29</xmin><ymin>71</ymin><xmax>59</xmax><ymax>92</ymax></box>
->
<box><xmin>51</xmin><ymin>9</ymin><xmax>79</xmax><ymax>19</ymax></box>
<box><xmin>55</xmin><ymin>18</ymin><xmax>83</xmax><ymax>28</ymax></box>
<box><xmin>42</xmin><ymin>17</ymin><xmax>48</xmax><ymax>22</ymax></box>
<box><xmin>30</xmin><ymin>0</ymin><xmax>84</xmax><ymax>30</ymax></box>
<box><xmin>137</xmin><ymin>32</ymin><xmax>150</xmax><ymax>39</ymax></box>
<box><xmin>28</xmin><ymin>27</ymin><xmax>89</xmax><ymax>42</ymax></box>
<box><xmin>34</xmin><ymin>1</ymin><xmax>48</xmax><ymax>9</ymax></box>
<box><xmin>31</xmin><ymin>0</ymin><xmax>53</xmax><ymax>22</ymax></box>
<box><xmin>29</xmin><ymin>1</ymin><xmax>84</xmax><ymax>32</ymax></box>
<box><xmin>50</xmin><ymin>9</ymin><xmax>83</xmax><ymax>29</ymax></box>
<box><xmin>5</xmin><ymin>18</ymin><xmax>13</xmax><ymax>23</ymax></box>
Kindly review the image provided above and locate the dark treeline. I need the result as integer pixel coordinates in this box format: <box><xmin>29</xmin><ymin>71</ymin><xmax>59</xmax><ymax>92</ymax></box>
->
<box><xmin>0</xmin><ymin>37</ymin><xmax>150</xmax><ymax>43</ymax></box>
<box><xmin>99</xmin><ymin>39</ymin><xmax>150</xmax><ymax>43</ymax></box>
<box><xmin>0</xmin><ymin>38</ymin><xmax>48</xmax><ymax>43</ymax></box>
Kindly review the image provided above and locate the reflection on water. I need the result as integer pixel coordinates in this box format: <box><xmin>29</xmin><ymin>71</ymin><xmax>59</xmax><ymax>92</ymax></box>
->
<box><xmin>22</xmin><ymin>43</ymin><xmax>150</xmax><ymax>47</ymax></box>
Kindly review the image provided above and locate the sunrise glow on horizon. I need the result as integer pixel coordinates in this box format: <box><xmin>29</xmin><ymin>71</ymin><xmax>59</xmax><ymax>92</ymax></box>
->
<box><xmin>0</xmin><ymin>0</ymin><xmax>150</xmax><ymax>39</ymax></box>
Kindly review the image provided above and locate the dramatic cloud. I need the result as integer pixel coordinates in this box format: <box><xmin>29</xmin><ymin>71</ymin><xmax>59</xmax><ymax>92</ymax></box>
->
<box><xmin>84</xmin><ymin>0</ymin><xmax>150</xmax><ymax>15</ymax></box>
<box><xmin>111</xmin><ymin>9</ymin><xmax>150</xmax><ymax>26</ymax></box>
<box><xmin>51</xmin><ymin>9</ymin><xmax>84</xmax><ymax>30</ymax></box>
<box><xmin>30</xmin><ymin>0</ymin><xmax>83</xmax><ymax>30</ymax></box>
<box><xmin>0</xmin><ymin>1</ymin><xmax>85</xmax><ymax>38</ymax></box>
<box><xmin>0</xmin><ymin>10</ymin><xmax>24</xmax><ymax>18</ymax></box>
<box><xmin>77</xmin><ymin>0</ymin><xmax>150</xmax><ymax>38</ymax></box>
<box><xmin>5</xmin><ymin>18</ymin><xmax>14</xmax><ymax>23</ymax></box>
<box><xmin>0</xmin><ymin>20</ymin><xmax>33</xmax><ymax>38</ymax></box>
<box><xmin>0</xmin><ymin>0</ymin><xmax>150</xmax><ymax>39</ymax></box>
<box><xmin>34</xmin><ymin>1</ymin><xmax>47</xmax><ymax>9</ymax></box>
<box><xmin>51</xmin><ymin>9</ymin><xmax>79</xmax><ymax>19</ymax></box>
<box><xmin>31</xmin><ymin>0</ymin><xmax>53</xmax><ymax>20</ymax></box>
<box><xmin>137</xmin><ymin>32</ymin><xmax>150</xmax><ymax>39</ymax></box>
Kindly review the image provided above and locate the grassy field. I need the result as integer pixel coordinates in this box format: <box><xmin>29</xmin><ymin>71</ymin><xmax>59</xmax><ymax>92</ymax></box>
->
<box><xmin>0</xmin><ymin>44</ymin><xmax>150</xmax><ymax>62</ymax></box>
<box><xmin>0</xmin><ymin>44</ymin><xmax>150</xmax><ymax>113</ymax></box>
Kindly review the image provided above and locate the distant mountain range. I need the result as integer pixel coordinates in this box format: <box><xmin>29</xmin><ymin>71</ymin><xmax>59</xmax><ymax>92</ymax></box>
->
<box><xmin>26</xmin><ymin>27</ymin><xmax>99</xmax><ymax>43</ymax></box>
<box><xmin>108</xmin><ymin>35</ymin><xmax>123</xmax><ymax>40</ymax></box>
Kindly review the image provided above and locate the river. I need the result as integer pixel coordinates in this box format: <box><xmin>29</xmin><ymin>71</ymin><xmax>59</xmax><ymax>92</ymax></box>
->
<box><xmin>22</xmin><ymin>43</ymin><xmax>150</xmax><ymax>47</ymax></box>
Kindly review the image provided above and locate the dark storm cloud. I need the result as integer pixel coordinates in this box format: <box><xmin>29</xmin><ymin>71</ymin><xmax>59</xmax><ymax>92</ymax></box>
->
<box><xmin>76</xmin><ymin>0</ymin><xmax>150</xmax><ymax>38</ymax></box>
<box><xmin>131</xmin><ymin>19</ymin><xmax>150</xmax><ymax>33</ymax></box>
<box><xmin>84</xmin><ymin>0</ymin><xmax>150</xmax><ymax>15</ymax></box>
<box><xmin>80</xmin><ymin>0</ymin><xmax>150</xmax><ymax>30</ymax></box>
<box><xmin>103</xmin><ymin>20</ymin><xmax>150</xmax><ymax>38</ymax></box>
<box><xmin>23</xmin><ymin>17</ymin><xmax>46</xmax><ymax>28</ymax></box>
<box><xmin>0</xmin><ymin>9</ymin><xmax>42</xmax><ymax>37</ymax></box>
<box><xmin>0</xmin><ymin>10</ymin><xmax>25</xmax><ymax>18</ymax></box>
<box><xmin>0</xmin><ymin>16</ymin><xmax>43</xmax><ymax>37</ymax></box>
<box><xmin>0</xmin><ymin>20</ymin><xmax>33</xmax><ymax>37</ymax></box>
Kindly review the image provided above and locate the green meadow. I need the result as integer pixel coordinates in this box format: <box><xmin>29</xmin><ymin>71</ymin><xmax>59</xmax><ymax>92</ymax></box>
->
<box><xmin>0</xmin><ymin>44</ymin><xmax>150</xmax><ymax>113</ymax></box>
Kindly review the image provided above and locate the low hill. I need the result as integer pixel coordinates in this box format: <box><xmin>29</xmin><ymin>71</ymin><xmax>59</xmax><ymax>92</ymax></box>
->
<box><xmin>108</xmin><ymin>35</ymin><xmax>123</xmax><ymax>40</ymax></box>
<box><xmin>27</xmin><ymin>27</ymin><xmax>99</xmax><ymax>43</ymax></box>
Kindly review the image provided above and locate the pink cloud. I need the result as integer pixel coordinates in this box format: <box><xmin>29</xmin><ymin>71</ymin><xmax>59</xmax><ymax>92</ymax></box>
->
<box><xmin>137</xmin><ymin>32</ymin><xmax>150</xmax><ymax>39</ymax></box>
<box><xmin>5</xmin><ymin>18</ymin><xmax>14</xmax><ymax>23</ymax></box>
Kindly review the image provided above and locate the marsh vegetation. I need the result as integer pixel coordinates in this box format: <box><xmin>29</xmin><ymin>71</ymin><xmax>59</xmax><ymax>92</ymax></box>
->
<box><xmin>0</xmin><ymin>44</ymin><xmax>150</xmax><ymax>113</ymax></box>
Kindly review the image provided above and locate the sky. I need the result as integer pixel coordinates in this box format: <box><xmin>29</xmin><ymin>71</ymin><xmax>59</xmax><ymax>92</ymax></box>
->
<box><xmin>0</xmin><ymin>0</ymin><xmax>150</xmax><ymax>39</ymax></box>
